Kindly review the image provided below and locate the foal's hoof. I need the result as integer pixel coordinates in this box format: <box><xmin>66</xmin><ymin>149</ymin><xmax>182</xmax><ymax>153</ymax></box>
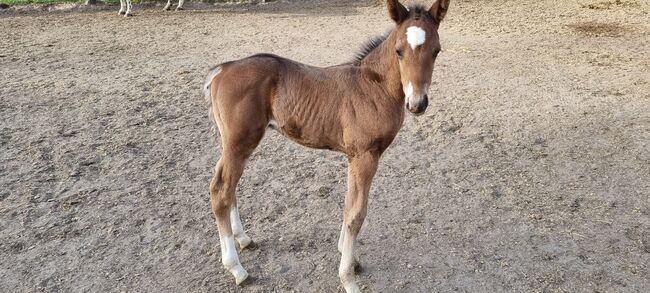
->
<box><xmin>343</xmin><ymin>283</ymin><xmax>361</xmax><ymax>293</ymax></box>
<box><xmin>242</xmin><ymin>240</ymin><xmax>259</xmax><ymax>251</ymax></box>
<box><xmin>237</xmin><ymin>235</ymin><xmax>253</xmax><ymax>250</ymax></box>
<box><xmin>175</xmin><ymin>6</ymin><xmax>184</xmax><ymax>11</ymax></box>
<box><xmin>230</xmin><ymin>264</ymin><xmax>249</xmax><ymax>285</ymax></box>
<box><xmin>124</xmin><ymin>12</ymin><xmax>133</xmax><ymax>17</ymax></box>
<box><xmin>118</xmin><ymin>10</ymin><xmax>125</xmax><ymax>15</ymax></box>
<box><xmin>163</xmin><ymin>5</ymin><xmax>171</xmax><ymax>11</ymax></box>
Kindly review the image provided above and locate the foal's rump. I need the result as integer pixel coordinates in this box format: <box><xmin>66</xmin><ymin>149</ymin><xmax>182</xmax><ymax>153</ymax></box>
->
<box><xmin>204</xmin><ymin>55</ymin><xmax>282</xmax><ymax>138</ymax></box>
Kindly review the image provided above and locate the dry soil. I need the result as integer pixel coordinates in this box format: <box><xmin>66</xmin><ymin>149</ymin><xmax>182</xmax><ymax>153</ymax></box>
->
<box><xmin>1</xmin><ymin>0</ymin><xmax>649</xmax><ymax>292</ymax></box>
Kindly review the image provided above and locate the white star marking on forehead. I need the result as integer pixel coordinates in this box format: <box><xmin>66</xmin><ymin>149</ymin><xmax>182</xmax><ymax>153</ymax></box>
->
<box><xmin>406</xmin><ymin>26</ymin><xmax>426</xmax><ymax>50</ymax></box>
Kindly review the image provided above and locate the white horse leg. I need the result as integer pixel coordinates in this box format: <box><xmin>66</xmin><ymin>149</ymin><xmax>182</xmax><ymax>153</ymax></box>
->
<box><xmin>124</xmin><ymin>0</ymin><xmax>133</xmax><ymax>17</ymax></box>
<box><xmin>163</xmin><ymin>0</ymin><xmax>172</xmax><ymax>11</ymax></box>
<box><xmin>176</xmin><ymin>0</ymin><xmax>185</xmax><ymax>11</ymax></box>
<box><xmin>118</xmin><ymin>0</ymin><xmax>126</xmax><ymax>15</ymax></box>
<box><xmin>230</xmin><ymin>206</ymin><xmax>252</xmax><ymax>249</ymax></box>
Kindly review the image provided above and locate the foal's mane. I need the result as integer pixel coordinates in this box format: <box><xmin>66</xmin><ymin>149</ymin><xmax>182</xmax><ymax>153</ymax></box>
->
<box><xmin>351</xmin><ymin>5</ymin><xmax>435</xmax><ymax>66</ymax></box>
<box><xmin>351</xmin><ymin>34</ymin><xmax>389</xmax><ymax>66</ymax></box>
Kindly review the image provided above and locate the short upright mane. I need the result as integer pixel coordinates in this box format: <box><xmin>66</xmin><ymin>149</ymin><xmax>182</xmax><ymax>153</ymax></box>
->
<box><xmin>351</xmin><ymin>34</ymin><xmax>388</xmax><ymax>65</ymax></box>
<box><xmin>351</xmin><ymin>5</ymin><xmax>435</xmax><ymax>66</ymax></box>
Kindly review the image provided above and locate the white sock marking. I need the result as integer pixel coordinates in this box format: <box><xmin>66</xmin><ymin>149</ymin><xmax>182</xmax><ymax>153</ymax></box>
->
<box><xmin>221</xmin><ymin>236</ymin><xmax>238</xmax><ymax>268</ymax></box>
<box><xmin>406</xmin><ymin>26</ymin><xmax>426</xmax><ymax>50</ymax></box>
<box><xmin>220</xmin><ymin>235</ymin><xmax>248</xmax><ymax>284</ymax></box>
<box><xmin>230</xmin><ymin>207</ymin><xmax>251</xmax><ymax>248</ymax></box>
<box><xmin>338</xmin><ymin>228</ymin><xmax>359</xmax><ymax>292</ymax></box>
<box><xmin>230</xmin><ymin>208</ymin><xmax>244</xmax><ymax>237</ymax></box>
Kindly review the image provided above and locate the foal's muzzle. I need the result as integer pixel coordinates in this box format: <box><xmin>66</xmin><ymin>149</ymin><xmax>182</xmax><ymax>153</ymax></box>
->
<box><xmin>406</xmin><ymin>94</ymin><xmax>428</xmax><ymax>116</ymax></box>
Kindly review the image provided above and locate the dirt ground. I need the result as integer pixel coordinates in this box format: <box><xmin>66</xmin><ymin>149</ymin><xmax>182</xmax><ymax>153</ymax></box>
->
<box><xmin>1</xmin><ymin>0</ymin><xmax>649</xmax><ymax>292</ymax></box>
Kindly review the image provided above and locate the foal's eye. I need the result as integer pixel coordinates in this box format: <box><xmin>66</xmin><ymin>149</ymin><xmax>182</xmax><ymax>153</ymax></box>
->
<box><xmin>396</xmin><ymin>49</ymin><xmax>403</xmax><ymax>59</ymax></box>
<box><xmin>433</xmin><ymin>49</ymin><xmax>441</xmax><ymax>57</ymax></box>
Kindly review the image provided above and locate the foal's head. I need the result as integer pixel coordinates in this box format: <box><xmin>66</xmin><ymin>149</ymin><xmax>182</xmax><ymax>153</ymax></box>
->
<box><xmin>387</xmin><ymin>0</ymin><xmax>449</xmax><ymax>115</ymax></box>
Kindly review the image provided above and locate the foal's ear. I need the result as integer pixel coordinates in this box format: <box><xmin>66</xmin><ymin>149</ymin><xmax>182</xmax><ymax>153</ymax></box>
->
<box><xmin>429</xmin><ymin>0</ymin><xmax>450</xmax><ymax>24</ymax></box>
<box><xmin>387</xmin><ymin>0</ymin><xmax>408</xmax><ymax>23</ymax></box>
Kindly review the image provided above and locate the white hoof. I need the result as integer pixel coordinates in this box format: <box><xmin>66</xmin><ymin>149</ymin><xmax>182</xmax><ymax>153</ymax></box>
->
<box><xmin>118</xmin><ymin>10</ymin><xmax>125</xmax><ymax>15</ymax></box>
<box><xmin>175</xmin><ymin>6</ymin><xmax>184</xmax><ymax>11</ymax></box>
<box><xmin>124</xmin><ymin>11</ymin><xmax>133</xmax><ymax>17</ymax></box>
<box><xmin>343</xmin><ymin>283</ymin><xmax>361</xmax><ymax>293</ymax></box>
<box><xmin>230</xmin><ymin>264</ymin><xmax>249</xmax><ymax>285</ymax></box>
<box><xmin>163</xmin><ymin>4</ymin><xmax>171</xmax><ymax>11</ymax></box>
<box><xmin>236</xmin><ymin>234</ymin><xmax>252</xmax><ymax>249</ymax></box>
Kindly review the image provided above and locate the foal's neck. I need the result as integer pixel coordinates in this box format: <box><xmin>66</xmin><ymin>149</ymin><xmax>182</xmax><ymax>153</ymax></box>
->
<box><xmin>358</xmin><ymin>37</ymin><xmax>404</xmax><ymax>104</ymax></box>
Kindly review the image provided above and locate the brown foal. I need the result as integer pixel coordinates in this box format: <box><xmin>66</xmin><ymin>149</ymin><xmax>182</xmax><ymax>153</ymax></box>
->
<box><xmin>203</xmin><ymin>0</ymin><xmax>450</xmax><ymax>291</ymax></box>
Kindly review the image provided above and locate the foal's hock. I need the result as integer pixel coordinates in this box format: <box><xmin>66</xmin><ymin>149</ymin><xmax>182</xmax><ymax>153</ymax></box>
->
<box><xmin>203</xmin><ymin>1</ymin><xmax>450</xmax><ymax>292</ymax></box>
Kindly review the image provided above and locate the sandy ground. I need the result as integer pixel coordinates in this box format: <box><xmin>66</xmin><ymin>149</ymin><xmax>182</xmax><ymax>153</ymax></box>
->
<box><xmin>1</xmin><ymin>0</ymin><xmax>649</xmax><ymax>292</ymax></box>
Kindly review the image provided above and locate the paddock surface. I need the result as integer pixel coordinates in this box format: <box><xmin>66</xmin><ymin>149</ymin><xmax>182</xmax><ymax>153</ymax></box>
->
<box><xmin>1</xmin><ymin>0</ymin><xmax>649</xmax><ymax>291</ymax></box>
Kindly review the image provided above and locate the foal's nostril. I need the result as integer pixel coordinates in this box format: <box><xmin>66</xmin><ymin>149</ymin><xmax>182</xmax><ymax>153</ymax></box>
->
<box><xmin>416</xmin><ymin>103</ymin><xmax>426</xmax><ymax>113</ymax></box>
<box><xmin>412</xmin><ymin>97</ymin><xmax>428</xmax><ymax>115</ymax></box>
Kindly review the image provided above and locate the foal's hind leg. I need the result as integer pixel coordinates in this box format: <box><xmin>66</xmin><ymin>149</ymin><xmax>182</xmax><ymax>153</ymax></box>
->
<box><xmin>211</xmin><ymin>121</ymin><xmax>265</xmax><ymax>285</ymax></box>
<box><xmin>211</xmin><ymin>157</ymin><xmax>247</xmax><ymax>284</ymax></box>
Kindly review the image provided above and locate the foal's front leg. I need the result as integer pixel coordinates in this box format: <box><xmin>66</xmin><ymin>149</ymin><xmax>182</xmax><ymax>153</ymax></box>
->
<box><xmin>339</xmin><ymin>153</ymin><xmax>379</xmax><ymax>293</ymax></box>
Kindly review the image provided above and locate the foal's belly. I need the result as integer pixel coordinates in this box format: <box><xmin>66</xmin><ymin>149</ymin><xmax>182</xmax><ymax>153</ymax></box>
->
<box><xmin>268</xmin><ymin>114</ymin><xmax>344</xmax><ymax>152</ymax></box>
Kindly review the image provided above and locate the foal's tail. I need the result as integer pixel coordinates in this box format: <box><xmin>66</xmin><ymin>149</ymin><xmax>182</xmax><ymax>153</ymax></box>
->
<box><xmin>204</xmin><ymin>65</ymin><xmax>223</xmax><ymax>139</ymax></box>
